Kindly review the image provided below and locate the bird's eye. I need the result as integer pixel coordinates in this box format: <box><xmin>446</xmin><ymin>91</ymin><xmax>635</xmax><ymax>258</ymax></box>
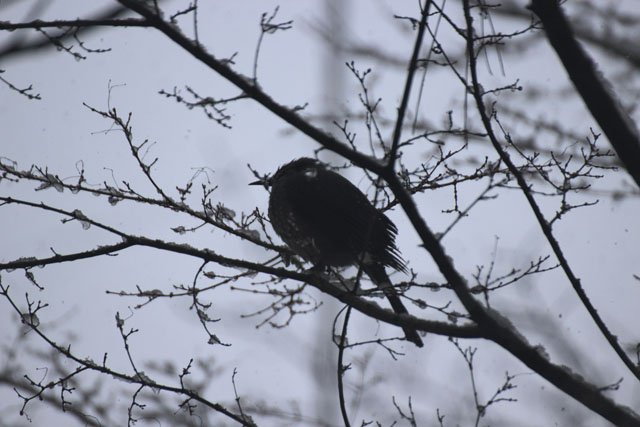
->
<box><xmin>303</xmin><ymin>168</ymin><xmax>317</xmax><ymax>179</ymax></box>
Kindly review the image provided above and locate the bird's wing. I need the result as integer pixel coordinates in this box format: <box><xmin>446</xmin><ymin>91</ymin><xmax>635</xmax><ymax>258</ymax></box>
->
<box><xmin>285</xmin><ymin>168</ymin><xmax>405</xmax><ymax>270</ymax></box>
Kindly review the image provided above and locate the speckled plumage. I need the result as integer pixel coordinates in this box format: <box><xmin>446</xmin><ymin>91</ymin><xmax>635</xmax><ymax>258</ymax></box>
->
<box><xmin>264</xmin><ymin>158</ymin><xmax>423</xmax><ymax>347</ymax></box>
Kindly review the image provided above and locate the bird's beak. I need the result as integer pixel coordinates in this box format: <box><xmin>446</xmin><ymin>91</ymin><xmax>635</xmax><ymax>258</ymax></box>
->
<box><xmin>249</xmin><ymin>177</ymin><xmax>271</xmax><ymax>187</ymax></box>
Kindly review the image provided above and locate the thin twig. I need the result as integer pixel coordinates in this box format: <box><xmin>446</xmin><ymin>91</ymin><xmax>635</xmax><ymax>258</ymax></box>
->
<box><xmin>337</xmin><ymin>306</ymin><xmax>353</xmax><ymax>427</ymax></box>
<box><xmin>388</xmin><ymin>2</ymin><xmax>431</xmax><ymax>167</ymax></box>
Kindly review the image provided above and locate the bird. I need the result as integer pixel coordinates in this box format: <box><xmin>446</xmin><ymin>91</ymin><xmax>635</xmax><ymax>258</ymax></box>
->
<box><xmin>251</xmin><ymin>157</ymin><xmax>423</xmax><ymax>347</ymax></box>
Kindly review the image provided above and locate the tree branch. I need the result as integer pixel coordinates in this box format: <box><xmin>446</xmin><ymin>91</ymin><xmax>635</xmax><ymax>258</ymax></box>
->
<box><xmin>465</xmin><ymin>0</ymin><xmax>640</xmax><ymax>388</ymax></box>
<box><xmin>0</xmin><ymin>195</ymin><xmax>480</xmax><ymax>340</ymax></box>
<box><xmin>0</xmin><ymin>18</ymin><xmax>150</xmax><ymax>30</ymax></box>
<box><xmin>0</xmin><ymin>4</ymin><xmax>134</xmax><ymax>59</ymax></box>
<box><xmin>0</xmin><ymin>284</ymin><xmax>256</xmax><ymax>427</ymax></box>
<box><xmin>460</xmin><ymin>1</ymin><xmax>640</xmax><ymax>425</ymax></box>
<box><xmin>116</xmin><ymin>0</ymin><xmax>385</xmax><ymax>172</ymax></box>
<box><xmin>0</xmin><ymin>241</ymin><xmax>133</xmax><ymax>270</ymax></box>
<box><xmin>528</xmin><ymin>0</ymin><xmax>640</xmax><ymax>188</ymax></box>
<box><xmin>387</xmin><ymin>2</ymin><xmax>430</xmax><ymax>166</ymax></box>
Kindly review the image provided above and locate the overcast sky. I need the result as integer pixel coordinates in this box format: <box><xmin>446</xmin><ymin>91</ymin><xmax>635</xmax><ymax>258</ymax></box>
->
<box><xmin>1</xmin><ymin>1</ymin><xmax>639</xmax><ymax>426</ymax></box>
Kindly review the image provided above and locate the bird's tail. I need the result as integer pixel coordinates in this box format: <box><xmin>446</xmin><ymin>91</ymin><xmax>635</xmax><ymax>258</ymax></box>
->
<box><xmin>362</xmin><ymin>263</ymin><xmax>424</xmax><ymax>348</ymax></box>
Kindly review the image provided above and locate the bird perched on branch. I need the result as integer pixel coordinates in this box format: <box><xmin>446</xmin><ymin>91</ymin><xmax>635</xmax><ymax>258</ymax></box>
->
<box><xmin>251</xmin><ymin>157</ymin><xmax>423</xmax><ymax>347</ymax></box>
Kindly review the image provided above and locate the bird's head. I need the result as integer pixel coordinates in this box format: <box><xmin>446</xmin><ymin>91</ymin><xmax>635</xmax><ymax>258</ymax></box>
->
<box><xmin>249</xmin><ymin>157</ymin><xmax>322</xmax><ymax>188</ymax></box>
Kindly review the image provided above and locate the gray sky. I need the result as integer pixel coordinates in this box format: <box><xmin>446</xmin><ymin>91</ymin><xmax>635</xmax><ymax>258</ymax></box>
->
<box><xmin>1</xmin><ymin>1</ymin><xmax>639</xmax><ymax>426</ymax></box>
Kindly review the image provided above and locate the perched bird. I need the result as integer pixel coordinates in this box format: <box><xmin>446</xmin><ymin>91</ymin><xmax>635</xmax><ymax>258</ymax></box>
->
<box><xmin>251</xmin><ymin>157</ymin><xmax>423</xmax><ymax>347</ymax></box>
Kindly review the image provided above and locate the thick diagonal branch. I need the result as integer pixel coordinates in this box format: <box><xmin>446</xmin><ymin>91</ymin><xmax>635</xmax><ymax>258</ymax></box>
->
<box><xmin>529</xmin><ymin>0</ymin><xmax>640</xmax><ymax>188</ymax></box>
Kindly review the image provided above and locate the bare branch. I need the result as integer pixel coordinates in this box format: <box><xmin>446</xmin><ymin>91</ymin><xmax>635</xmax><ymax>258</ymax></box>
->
<box><xmin>529</xmin><ymin>0</ymin><xmax>640</xmax><ymax>188</ymax></box>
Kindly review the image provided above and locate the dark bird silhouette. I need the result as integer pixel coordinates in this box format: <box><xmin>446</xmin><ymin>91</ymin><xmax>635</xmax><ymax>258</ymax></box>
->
<box><xmin>252</xmin><ymin>158</ymin><xmax>423</xmax><ymax>347</ymax></box>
